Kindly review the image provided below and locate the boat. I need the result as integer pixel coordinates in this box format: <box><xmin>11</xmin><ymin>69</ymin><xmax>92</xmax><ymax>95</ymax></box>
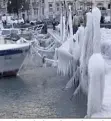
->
<box><xmin>0</xmin><ymin>35</ymin><xmax>30</xmax><ymax>77</ymax></box>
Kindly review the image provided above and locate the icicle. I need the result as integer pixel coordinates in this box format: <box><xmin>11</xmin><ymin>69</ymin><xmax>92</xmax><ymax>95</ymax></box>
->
<box><xmin>60</xmin><ymin>13</ymin><xmax>63</xmax><ymax>42</ymax></box>
<box><xmin>68</xmin><ymin>6</ymin><xmax>73</xmax><ymax>35</ymax></box>
<box><xmin>85</xmin><ymin>6</ymin><xmax>104</xmax><ymax>118</ymax></box>
<box><xmin>64</xmin><ymin>68</ymin><xmax>77</xmax><ymax>90</ymax></box>
<box><xmin>70</xmin><ymin>67</ymin><xmax>81</xmax><ymax>98</ymax></box>
<box><xmin>77</xmin><ymin>26</ymin><xmax>85</xmax><ymax>54</ymax></box>
<box><xmin>68</xmin><ymin>5</ymin><xmax>74</xmax><ymax>54</ymax></box>
<box><xmin>57</xmin><ymin>48</ymin><xmax>73</xmax><ymax>76</ymax></box>
<box><xmin>63</xmin><ymin>16</ymin><xmax>66</xmax><ymax>42</ymax></box>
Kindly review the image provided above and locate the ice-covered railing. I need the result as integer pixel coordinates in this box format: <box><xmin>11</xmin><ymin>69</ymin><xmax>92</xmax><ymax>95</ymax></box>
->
<box><xmin>83</xmin><ymin>6</ymin><xmax>111</xmax><ymax>118</ymax></box>
<box><xmin>60</xmin><ymin>5</ymin><xmax>111</xmax><ymax>118</ymax></box>
<box><xmin>55</xmin><ymin>5</ymin><xmax>78</xmax><ymax>76</ymax></box>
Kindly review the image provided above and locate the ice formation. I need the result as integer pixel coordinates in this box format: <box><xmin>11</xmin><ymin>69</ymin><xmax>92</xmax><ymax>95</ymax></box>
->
<box><xmin>92</xmin><ymin>7</ymin><xmax>101</xmax><ymax>53</ymax></box>
<box><xmin>77</xmin><ymin>25</ymin><xmax>85</xmax><ymax>54</ymax></box>
<box><xmin>87</xmin><ymin>53</ymin><xmax>105</xmax><ymax>118</ymax></box>
<box><xmin>80</xmin><ymin>6</ymin><xmax>101</xmax><ymax>93</ymax></box>
<box><xmin>68</xmin><ymin>5</ymin><xmax>73</xmax><ymax>52</ymax></box>
<box><xmin>63</xmin><ymin>26</ymin><xmax>84</xmax><ymax>91</ymax></box>
<box><xmin>88</xmin><ymin>39</ymin><xmax>111</xmax><ymax>118</ymax></box>
<box><xmin>91</xmin><ymin>69</ymin><xmax>111</xmax><ymax>118</ymax></box>
<box><xmin>60</xmin><ymin>14</ymin><xmax>66</xmax><ymax>42</ymax></box>
<box><xmin>86</xmin><ymin>7</ymin><xmax>106</xmax><ymax>118</ymax></box>
<box><xmin>56</xmin><ymin>4</ymin><xmax>85</xmax><ymax>76</ymax></box>
<box><xmin>80</xmin><ymin>12</ymin><xmax>93</xmax><ymax>94</ymax></box>
<box><xmin>56</xmin><ymin>25</ymin><xmax>84</xmax><ymax>76</ymax></box>
<box><xmin>56</xmin><ymin>6</ymin><xmax>107</xmax><ymax>118</ymax></box>
<box><xmin>55</xmin><ymin>5</ymin><xmax>76</xmax><ymax>76</ymax></box>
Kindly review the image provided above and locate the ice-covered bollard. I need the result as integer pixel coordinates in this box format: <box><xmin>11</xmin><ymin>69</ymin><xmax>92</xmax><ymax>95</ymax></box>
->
<box><xmin>87</xmin><ymin>53</ymin><xmax>105</xmax><ymax>118</ymax></box>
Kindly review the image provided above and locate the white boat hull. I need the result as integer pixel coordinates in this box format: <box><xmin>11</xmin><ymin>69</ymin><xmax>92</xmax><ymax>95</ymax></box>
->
<box><xmin>0</xmin><ymin>43</ymin><xmax>30</xmax><ymax>77</ymax></box>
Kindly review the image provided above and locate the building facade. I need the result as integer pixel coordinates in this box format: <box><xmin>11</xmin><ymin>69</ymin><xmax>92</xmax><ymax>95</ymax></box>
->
<box><xmin>29</xmin><ymin>0</ymin><xmax>111</xmax><ymax>20</ymax></box>
<box><xmin>95</xmin><ymin>0</ymin><xmax>109</xmax><ymax>9</ymax></box>
<box><xmin>0</xmin><ymin>0</ymin><xmax>110</xmax><ymax>20</ymax></box>
<box><xmin>29</xmin><ymin>0</ymin><xmax>77</xmax><ymax>20</ymax></box>
<box><xmin>0</xmin><ymin>0</ymin><xmax>7</xmax><ymax>16</ymax></box>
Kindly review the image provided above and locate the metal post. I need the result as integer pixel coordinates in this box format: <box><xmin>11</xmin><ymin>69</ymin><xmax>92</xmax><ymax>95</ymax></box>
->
<box><xmin>6</xmin><ymin>0</ymin><xmax>8</xmax><ymax>22</ymax></box>
<box><xmin>110</xmin><ymin>0</ymin><xmax>111</xmax><ymax>22</ymax></box>
<box><xmin>15</xmin><ymin>0</ymin><xmax>19</xmax><ymax>19</ymax></box>
<box><xmin>6</xmin><ymin>0</ymin><xmax>12</xmax><ymax>23</ymax></box>
<box><xmin>75</xmin><ymin>0</ymin><xmax>77</xmax><ymax>15</ymax></box>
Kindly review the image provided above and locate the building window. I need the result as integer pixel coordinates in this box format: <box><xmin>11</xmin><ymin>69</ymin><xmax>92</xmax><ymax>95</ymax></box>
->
<box><xmin>108</xmin><ymin>4</ymin><xmax>110</xmax><ymax>9</ymax></box>
<box><xmin>34</xmin><ymin>9</ymin><xmax>37</xmax><ymax>15</ymax></box>
<box><xmin>68</xmin><ymin>2</ymin><xmax>73</xmax><ymax>6</ymax></box>
<box><xmin>56</xmin><ymin>3</ymin><xmax>60</xmax><ymax>11</ymax></box>
<box><xmin>3</xmin><ymin>0</ymin><xmax>6</xmax><ymax>6</ymax></box>
<box><xmin>97</xmin><ymin>3</ymin><xmax>103</xmax><ymax>10</ymax></box>
<box><xmin>42</xmin><ymin>0</ymin><xmax>44</xmax><ymax>3</ymax></box>
<box><xmin>37</xmin><ymin>8</ymin><xmax>38</xmax><ymax>15</ymax></box>
<box><xmin>42</xmin><ymin>7</ymin><xmax>44</xmax><ymax>15</ymax></box>
<box><xmin>49</xmin><ymin>3</ymin><xmax>53</xmax><ymax>12</ymax></box>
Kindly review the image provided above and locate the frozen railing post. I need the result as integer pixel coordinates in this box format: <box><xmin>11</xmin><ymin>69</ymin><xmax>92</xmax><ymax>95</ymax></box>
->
<box><xmin>86</xmin><ymin>54</ymin><xmax>105</xmax><ymax>118</ymax></box>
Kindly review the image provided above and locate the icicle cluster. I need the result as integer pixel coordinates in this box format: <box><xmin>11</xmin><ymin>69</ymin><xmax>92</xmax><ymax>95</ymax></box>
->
<box><xmin>56</xmin><ymin>46</ymin><xmax>73</xmax><ymax>76</ymax></box>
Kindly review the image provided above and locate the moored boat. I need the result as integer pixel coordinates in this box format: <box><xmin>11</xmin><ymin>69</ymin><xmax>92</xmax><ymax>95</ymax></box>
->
<box><xmin>0</xmin><ymin>38</ymin><xmax>30</xmax><ymax>77</ymax></box>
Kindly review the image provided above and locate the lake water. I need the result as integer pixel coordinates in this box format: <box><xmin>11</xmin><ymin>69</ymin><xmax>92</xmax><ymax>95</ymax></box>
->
<box><xmin>0</xmin><ymin>63</ymin><xmax>87</xmax><ymax>118</ymax></box>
